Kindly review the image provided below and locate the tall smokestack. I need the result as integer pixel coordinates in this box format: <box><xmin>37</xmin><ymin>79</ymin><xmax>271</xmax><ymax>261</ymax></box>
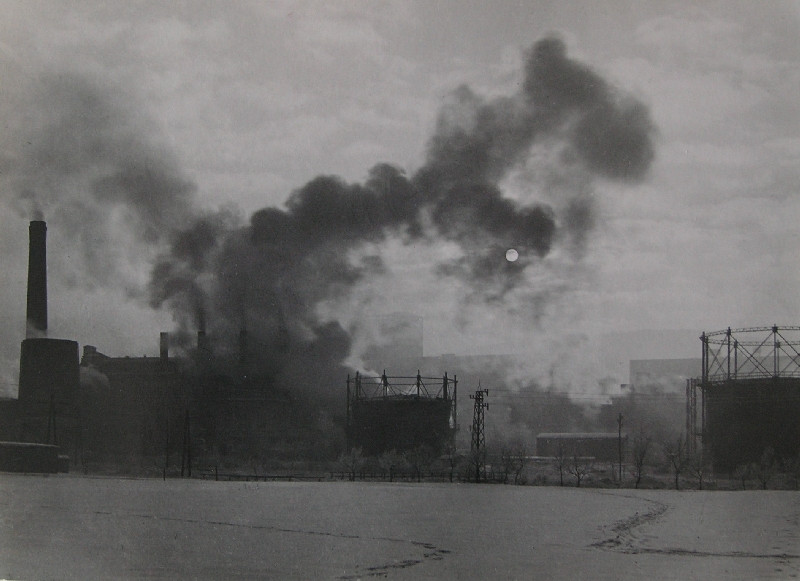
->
<box><xmin>26</xmin><ymin>220</ymin><xmax>47</xmax><ymax>336</ymax></box>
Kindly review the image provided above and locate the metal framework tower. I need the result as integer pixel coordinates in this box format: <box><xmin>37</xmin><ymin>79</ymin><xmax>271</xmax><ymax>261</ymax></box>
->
<box><xmin>701</xmin><ymin>325</ymin><xmax>800</xmax><ymax>383</ymax></box>
<box><xmin>470</xmin><ymin>388</ymin><xmax>489</xmax><ymax>483</ymax></box>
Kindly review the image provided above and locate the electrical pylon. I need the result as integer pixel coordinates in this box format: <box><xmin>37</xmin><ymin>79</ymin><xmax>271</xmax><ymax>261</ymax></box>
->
<box><xmin>470</xmin><ymin>387</ymin><xmax>489</xmax><ymax>483</ymax></box>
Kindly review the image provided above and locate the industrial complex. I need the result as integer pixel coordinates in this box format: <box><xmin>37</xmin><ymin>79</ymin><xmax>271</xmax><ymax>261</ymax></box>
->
<box><xmin>1</xmin><ymin>220</ymin><xmax>799</xmax><ymax>481</ymax></box>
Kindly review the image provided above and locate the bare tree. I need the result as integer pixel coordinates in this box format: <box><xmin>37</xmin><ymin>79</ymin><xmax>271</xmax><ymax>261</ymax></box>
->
<box><xmin>442</xmin><ymin>441</ymin><xmax>461</xmax><ymax>483</ymax></box>
<box><xmin>511</xmin><ymin>443</ymin><xmax>527</xmax><ymax>485</ymax></box>
<box><xmin>378</xmin><ymin>449</ymin><xmax>403</xmax><ymax>482</ymax></box>
<box><xmin>631</xmin><ymin>430</ymin><xmax>651</xmax><ymax>489</ymax></box>
<box><xmin>567</xmin><ymin>454</ymin><xmax>592</xmax><ymax>488</ymax></box>
<box><xmin>249</xmin><ymin>454</ymin><xmax>261</xmax><ymax>481</ymax></box>
<box><xmin>338</xmin><ymin>447</ymin><xmax>363</xmax><ymax>481</ymax></box>
<box><xmin>755</xmin><ymin>447</ymin><xmax>777</xmax><ymax>490</ymax></box>
<box><xmin>553</xmin><ymin>443</ymin><xmax>568</xmax><ymax>487</ymax></box>
<box><xmin>498</xmin><ymin>445</ymin><xmax>513</xmax><ymax>484</ymax></box>
<box><xmin>734</xmin><ymin>462</ymin><xmax>753</xmax><ymax>490</ymax></box>
<box><xmin>687</xmin><ymin>451</ymin><xmax>706</xmax><ymax>490</ymax></box>
<box><xmin>782</xmin><ymin>453</ymin><xmax>800</xmax><ymax>491</ymax></box>
<box><xmin>499</xmin><ymin>441</ymin><xmax>527</xmax><ymax>485</ymax></box>
<box><xmin>404</xmin><ymin>444</ymin><xmax>434</xmax><ymax>483</ymax></box>
<box><xmin>662</xmin><ymin>435</ymin><xmax>688</xmax><ymax>490</ymax></box>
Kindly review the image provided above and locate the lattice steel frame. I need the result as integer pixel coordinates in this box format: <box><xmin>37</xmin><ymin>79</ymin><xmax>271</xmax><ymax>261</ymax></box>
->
<box><xmin>469</xmin><ymin>388</ymin><xmax>489</xmax><ymax>483</ymax></box>
<box><xmin>701</xmin><ymin>325</ymin><xmax>800</xmax><ymax>385</ymax></box>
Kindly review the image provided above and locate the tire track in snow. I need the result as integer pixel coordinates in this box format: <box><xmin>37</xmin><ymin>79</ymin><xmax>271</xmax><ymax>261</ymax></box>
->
<box><xmin>591</xmin><ymin>491</ymin><xmax>800</xmax><ymax>561</ymax></box>
<box><xmin>34</xmin><ymin>503</ymin><xmax>454</xmax><ymax>579</ymax></box>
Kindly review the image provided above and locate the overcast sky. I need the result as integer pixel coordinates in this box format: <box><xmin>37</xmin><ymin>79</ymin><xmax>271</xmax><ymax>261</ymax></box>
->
<box><xmin>1</xmin><ymin>1</ymin><xmax>799</xmax><ymax>393</ymax></box>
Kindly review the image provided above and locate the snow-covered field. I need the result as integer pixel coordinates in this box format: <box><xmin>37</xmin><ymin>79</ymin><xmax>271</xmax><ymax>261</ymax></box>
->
<box><xmin>0</xmin><ymin>474</ymin><xmax>798</xmax><ymax>580</ymax></box>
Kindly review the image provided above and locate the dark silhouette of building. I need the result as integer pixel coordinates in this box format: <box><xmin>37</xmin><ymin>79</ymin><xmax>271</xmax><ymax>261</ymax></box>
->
<box><xmin>79</xmin><ymin>343</ymin><xmax>187</xmax><ymax>463</ymax></box>
<box><xmin>700</xmin><ymin>326</ymin><xmax>800</xmax><ymax>472</ymax></box>
<box><xmin>0</xmin><ymin>221</ymin><xmax>79</xmax><ymax>471</ymax></box>
<box><xmin>346</xmin><ymin>371</ymin><xmax>456</xmax><ymax>455</ymax></box>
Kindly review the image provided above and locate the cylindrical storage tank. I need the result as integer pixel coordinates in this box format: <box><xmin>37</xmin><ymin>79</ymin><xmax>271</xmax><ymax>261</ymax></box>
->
<box><xmin>700</xmin><ymin>327</ymin><xmax>800</xmax><ymax>472</ymax></box>
<box><xmin>351</xmin><ymin>397</ymin><xmax>452</xmax><ymax>456</ymax></box>
<box><xmin>704</xmin><ymin>377</ymin><xmax>800</xmax><ymax>472</ymax></box>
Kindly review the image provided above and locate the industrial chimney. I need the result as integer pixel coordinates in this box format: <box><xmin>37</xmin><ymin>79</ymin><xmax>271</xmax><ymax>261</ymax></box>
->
<box><xmin>16</xmin><ymin>220</ymin><xmax>79</xmax><ymax>453</ymax></box>
<box><xmin>160</xmin><ymin>332</ymin><xmax>170</xmax><ymax>361</ymax></box>
<box><xmin>26</xmin><ymin>220</ymin><xmax>47</xmax><ymax>336</ymax></box>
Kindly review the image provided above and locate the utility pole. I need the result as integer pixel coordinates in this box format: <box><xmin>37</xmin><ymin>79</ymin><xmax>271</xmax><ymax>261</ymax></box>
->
<box><xmin>181</xmin><ymin>407</ymin><xmax>192</xmax><ymax>478</ymax></box>
<box><xmin>346</xmin><ymin>374</ymin><xmax>351</xmax><ymax>451</ymax></box>
<box><xmin>617</xmin><ymin>412</ymin><xmax>624</xmax><ymax>485</ymax></box>
<box><xmin>470</xmin><ymin>388</ymin><xmax>489</xmax><ymax>483</ymax></box>
<box><xmin>163</xmin><ymin>415</ymin><xmax>170</xmax><ymax>480</ymax></box>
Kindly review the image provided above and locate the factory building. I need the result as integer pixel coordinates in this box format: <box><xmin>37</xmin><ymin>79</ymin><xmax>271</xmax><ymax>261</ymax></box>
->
<box><xmin>10</xmin><ymin>220</ymin><xmax>799</xmax><ymax>478</ymax></box>
<box><xmin>78</xmin><ymin>341</ymin><xmax>187</xmax><ymax>463</ymax></box>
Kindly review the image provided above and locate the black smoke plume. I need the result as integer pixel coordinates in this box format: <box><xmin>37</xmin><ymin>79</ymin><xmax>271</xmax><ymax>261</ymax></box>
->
<box><xmin>6</xmin><ymin>36</ymin><xmax>655</xmax><ymax>412</ymax></box>
<box><xmin>151</xmin><ymin>36</ymin><xmax>654</xmax><ymax>387</ymax></box>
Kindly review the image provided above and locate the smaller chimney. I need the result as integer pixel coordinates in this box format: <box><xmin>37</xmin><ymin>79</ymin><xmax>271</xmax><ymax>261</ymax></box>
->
<box><xmin>81</xmin><ymin>345</ymin><xmax>98</xmax><ymax>366</ymax></box>
<box><xmin>160</xmin><ymin>332</ymin><xmax>169</xmax><ymax>361</ymax></box>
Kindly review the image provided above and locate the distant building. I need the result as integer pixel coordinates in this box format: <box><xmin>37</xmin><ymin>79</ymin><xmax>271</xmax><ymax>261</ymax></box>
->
<box><xmin>536</xmin><ymin>433</ymin><xmax>626</xmax><ymax>462</ymax></box>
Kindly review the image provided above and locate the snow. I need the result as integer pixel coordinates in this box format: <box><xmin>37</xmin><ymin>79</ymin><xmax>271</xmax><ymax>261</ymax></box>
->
<box><xmin>0</xmin><ymin>475</ymin><xmax>797</xmax><ymax>580</ymax></box>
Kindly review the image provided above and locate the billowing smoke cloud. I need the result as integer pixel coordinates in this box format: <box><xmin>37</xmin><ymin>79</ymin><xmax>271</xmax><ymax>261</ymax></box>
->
<box><xmin>4</xmin><ymin>36</ymin><xmax>655</xmax><ymax>411</ymax></box>
<box><xmin>150</xmin><ymin>36</ymin><xmax>654</xmax><ymax>387</ymax></box>
<box><xmin>3</xmin><ymin>72</ymin><xmax>199</xmax><ymax>287</ymax></box>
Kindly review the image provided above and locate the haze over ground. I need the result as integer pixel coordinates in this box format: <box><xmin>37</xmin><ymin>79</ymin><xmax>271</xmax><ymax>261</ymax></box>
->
<box><xmin>0</xmin><ymin>2</ymin><xmax>798</xmax><ymax>398</ymax></box>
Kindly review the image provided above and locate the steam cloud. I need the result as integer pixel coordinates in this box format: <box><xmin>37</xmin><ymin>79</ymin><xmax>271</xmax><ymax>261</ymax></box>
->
<box><xmin>4</xmin><ymin>37</ymin><xmax>655</xmax><ymax>410</ymax></box>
